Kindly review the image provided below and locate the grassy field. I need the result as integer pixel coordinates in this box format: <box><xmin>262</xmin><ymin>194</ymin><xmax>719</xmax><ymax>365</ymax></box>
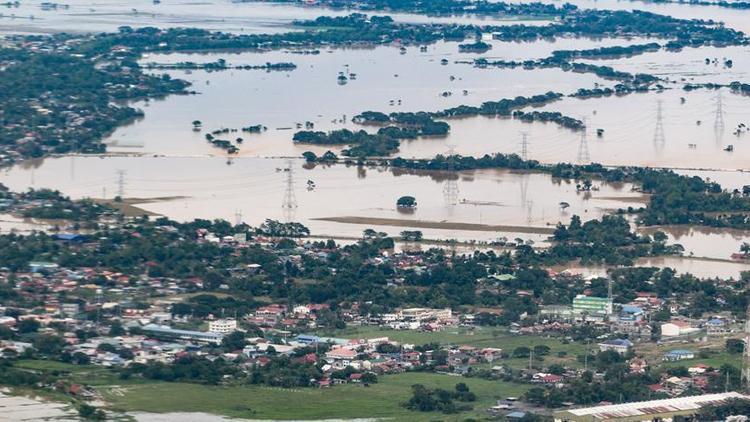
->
<box><xmin>321</xmin><ymin>326</ymin><xmax>589</xmax><ymax>370</ymax></box>
<box><xmin>99</xmin><ymin>372</ymin><xmax>529</xmax><ymax>421</ymax></box>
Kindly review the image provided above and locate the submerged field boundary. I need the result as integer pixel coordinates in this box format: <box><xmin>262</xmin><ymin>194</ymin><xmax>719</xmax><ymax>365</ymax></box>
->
<box><xmin>313</xmin><ymin>216</ymin><xmax>556</xmax><ymax>234</ymax></box>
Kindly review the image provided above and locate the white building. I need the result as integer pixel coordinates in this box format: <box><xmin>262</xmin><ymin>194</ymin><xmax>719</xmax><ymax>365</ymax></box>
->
<box><xmin>208</xmin><ymin>318</ymin><xmax>238</xmax><ymax>334</ymax></box>
<box><xmin>661</xmin><ymin>320</ymin><xmax>700</xmax><ymax>337</ymax></box>
<box><xmin>554</xmin><ymin>392</ymin><xmax>750</xmax><ymax>422</ymax></box>
<box><xmin>399</xmin><ymin>308</ymin><xmax>452</xmax><ymax>322</ymax></box>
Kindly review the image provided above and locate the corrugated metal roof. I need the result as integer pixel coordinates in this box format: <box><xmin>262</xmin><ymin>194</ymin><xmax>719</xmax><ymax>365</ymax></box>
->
<box><xmin>567</xmin><ymin>392</ymin><xmax>749</xmax><ymax>417</ymax></box>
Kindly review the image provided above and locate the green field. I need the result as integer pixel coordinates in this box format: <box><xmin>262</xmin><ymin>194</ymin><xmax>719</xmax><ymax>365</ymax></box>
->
<box><xmin>100</xmin><ymin>372</ymin><xmax>529</xmax><ymax>421</ymax></box>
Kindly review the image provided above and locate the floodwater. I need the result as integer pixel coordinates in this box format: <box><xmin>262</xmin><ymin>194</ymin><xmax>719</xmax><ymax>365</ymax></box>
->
<box><xmin>561</xmin><ymin>256</ymin><xmax>750</xmax><ymax>279</ymax></box>
<box><xmin>576</xmin><ymin>45</ymin><xmax>750</xmax><ymax>86</ymax></box>
<box><xmin>110</xmin><ymin>37</ymin><xmax>750</xmax><ymax>171</ymax></box>
<box><xmin>526</xmin><ymin>87</ymin><xmax>750</xmax><ymax>169</ymax></box>
<box><xmin>510</xmin><ymin>0</ymin><xmax>750</xmax><ymax>34</ymax></box>
<box><xmin>0</xmin><ymin>0</ymin><xmax>550</xmax><ymax>35</ymax></box>
<box><xmin>0</xmin><ymin>156</ymin><xmax>645</xmax><ymax>242</ymax></box>
<box><xmin>111</xmin><ymin>38</ymin><xmax>624</xmax><ymax>156</ymax></box>
<box><xmin>0</xmin><ymin>213</ymin><xmax>57</xmax><ymax>234</ymax></box>
<box><xmin>675</xmin><ymin>169</ymin><xmax>750</xmax><ymax>191</ymax></box>
<box><xmin>2</xmin><ymin>0</ymin><xmax>749</xmax><ymax>280</ymax></box>
<box><xmin>5</xmin><ymin>0</ymin><xmax>749</xmax><ymax>37</ymax></box>
<box><xmin>639</xmin><ymin>226</ymin><xmax>750</xmax><ymax>261</ymax></box>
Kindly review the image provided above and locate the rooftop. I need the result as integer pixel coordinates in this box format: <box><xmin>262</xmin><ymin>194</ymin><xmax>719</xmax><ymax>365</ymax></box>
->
<box><xmin>555</xmin><ymin>392</ymin><xmax>749</xmax><ymax>420</ymax></box>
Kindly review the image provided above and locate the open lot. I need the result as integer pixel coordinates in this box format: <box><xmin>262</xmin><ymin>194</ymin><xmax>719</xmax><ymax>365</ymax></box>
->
<box><xmin>99</xmin><ymin>372</ymin><xmax>529</xmax><ymax>421</ymax></box>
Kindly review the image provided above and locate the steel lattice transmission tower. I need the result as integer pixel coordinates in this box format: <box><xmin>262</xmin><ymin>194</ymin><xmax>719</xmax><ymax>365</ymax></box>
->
<box><xmin>442</xmin><ymin>144</ymin><xmax>459</xmax><ymax>206</ymax></box>
<box><xmin>519</xmin><ymin>131</ymin><xmax>529</xmax><ymax>161</ymax></box>
<box><xmin>525</xmin><ymin>199</ymin><xmax>533</xmax><ymax>225</ymax></box>
<box><xmin>116</xmin><ymin>169</ymin><xmax>126</xmax><ymax>198</ymax></box>
<box><xmin>281</xmin><ymin>160</ymin><xmax>298</xmax><ymax>222</ymax></box>
<box><xmin>653</xmin><ymin>100</ymin><xmax>666</xmax><ymax>151</ymax></box>
<box><xmin>576</xmin><ymin>119</ymin><xmax>590</xmax><ymax>164</ymax></box>
<box><xmin>714</xmin><ymin>90</ymin><xmax>726</xmax><ymax>131</ymax></box>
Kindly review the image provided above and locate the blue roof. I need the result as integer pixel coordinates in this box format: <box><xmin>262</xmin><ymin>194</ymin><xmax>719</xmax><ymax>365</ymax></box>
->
<box><xmin>506</xmin><ymin>411</ymin><xmax>527</xmax><ymax>418</ymax></box>
<box><xmin>603</xmin><ymin>339</ymin><xmax>633</xmax><ymax>347</ymax></box>
<box><xmin>666</xmin><ymin>349</ymin><xmax>694</xmax><ymax>355</ymax></box>
<box><xmin>706</xmin><ymin>318</ymin><xmax>725</xmax><ymax>325</ymax></box>
<box><xmin>621</xmin><ymin>305</ymin><xmax>643</xmax><ymax>314</ymax></box>
<box><xmin>54</xmin><ymin>233</ymin><xmax>87</xmax><ymax>241</ymax></box>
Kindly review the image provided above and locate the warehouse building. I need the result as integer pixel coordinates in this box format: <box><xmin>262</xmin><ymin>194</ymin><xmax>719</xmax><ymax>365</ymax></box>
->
<box><xmin>553</xmin><ymin>392</ymin><xmax>749</xmax><ymax>421</ymax></box>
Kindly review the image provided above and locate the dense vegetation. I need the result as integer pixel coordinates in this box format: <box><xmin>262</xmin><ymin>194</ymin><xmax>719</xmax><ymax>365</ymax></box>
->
<box><xmin>0</xmin><ymin>47</ymin><xmax>188</xmax><ymax>161</ymax></box>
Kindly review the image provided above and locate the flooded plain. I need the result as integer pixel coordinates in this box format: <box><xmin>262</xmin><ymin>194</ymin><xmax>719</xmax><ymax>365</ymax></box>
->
<box><xmin>2</xmin><ymin>0</ymin><xmax>749</xmax><ymax>279</ymax></box>
<box><xmin>0</xmin><ymin>0</ymin><xmax>550</xmax><ymax>35</ymax></box>
<box><xmin>559</xmin><ymin>256</ymin><xmax>750</xmax><ymax>280</ymax></box>
<box><xmin>0</xmin><ymin>156</ymin><xmax>646</xmax><ymax>242</ymax></box>
<box><xmin>6</xmin><ymin>0</ymin><xmax>750</xmax><ymax>37</ymax></box>
<box><xmin>102</xmin><ymin>37</ymin><xmax>750</xmax><ymax>171</ymax></box>
<box><xmin>112</xmin><ymin>38</ymin><xmax>618</xmax><ymax>157</ymax></box>
<box><xmin>639</xmin><ymin>225</ymin><xmax>749</xmax><ymax>261</ymax></box>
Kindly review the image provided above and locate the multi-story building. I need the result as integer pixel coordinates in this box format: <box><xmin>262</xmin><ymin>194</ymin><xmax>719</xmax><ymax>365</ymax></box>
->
<box><xmin>572</xmin><ymin>295</ymin><xmax>613</xmax><ymax>319</ymax></box>
<box><xmin>399</xmin><ymin>308</ymin><xmax>452</xmax><ymax>322</ymax></box>
<box><xmin>208</xmin><ymin>318</ymin><xmax>238</xmax><ymax>334</ymax></box>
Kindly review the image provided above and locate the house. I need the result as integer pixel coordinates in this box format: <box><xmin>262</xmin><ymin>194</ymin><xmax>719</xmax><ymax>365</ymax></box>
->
<box><xmin>598</xmin><ymin>339</ymin><xmax>633</xmax><ymax>355</ymax></box>
<box><xmin>325</xmin><ymin>346</ymin><xmax>358</xmax><ymax>368</ymax></box>
<box><xmin>663</xmin><ymin>349</ymin><xmax>695</xmax><ymax>362</ymax></box>
<box><xmin>705</xmin><ymin>318</ymin><xmax>729</xmax><ymax>335</ymax></box>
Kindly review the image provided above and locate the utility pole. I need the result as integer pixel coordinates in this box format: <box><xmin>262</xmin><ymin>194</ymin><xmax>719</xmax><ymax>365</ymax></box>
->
<box><xmin>281</xmin><ymin>160</ymin><xmax>298</xmax><ymax>222</ymax></box>
<box><xmin>577</xmin><ymin>118</ymin><xmax>590</xmax><ymax>164</ymax></box>
<box><xmin>743</xmin><ymin>304</ymin><xmax>750</xmax><ymax>391</ymax></box>
<box><xmin>653</xmin><ymin>100</ymin><xmax>666</xmax><ymax>151</ymax></box>
<box><xmin>529</xmin><ymin>348</ymin><xmax>533</xmax><ymax>372</ymax></box>
<box><xmin>442</xmin><ymin>144</ymin><xmax>459</xmax><ymax>206</ymax></box>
